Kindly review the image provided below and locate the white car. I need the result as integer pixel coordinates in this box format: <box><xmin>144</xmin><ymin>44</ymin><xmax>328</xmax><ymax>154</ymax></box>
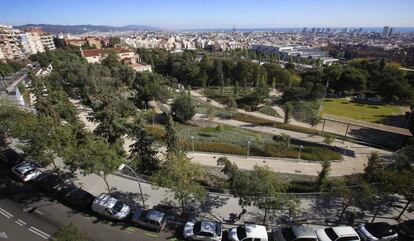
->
<box><xmin>11</xmin><ymin>161</ymin><xmax>42</xmax><ymax>182</ymax></box>
<box><xmin>183</xmin><ymin>220</ymin><xmax>222</xmax><ymax>241</ymax></box>
<box><xmin>273</xmin><ymin>225</ymin><xmax>317</xmax><ymax>241</ymax></box>
<box><xmin>228</xmin><ymin>224</ymin><xmax>268</xmax><ymax>241</ymax></box>
<box><xmin>355</xmin><ymin>222</ymin><xmax>398</xmax><ymax>241</ymax></box>
<box><xmin>91</xmin><ymin>193</ymin><xmax>131</xmax><ymax>220</ymax></box>
<box><xmin>316</xmin><ymin>226</ymin><xmax>360</xmax><ymax>241</ymax></box>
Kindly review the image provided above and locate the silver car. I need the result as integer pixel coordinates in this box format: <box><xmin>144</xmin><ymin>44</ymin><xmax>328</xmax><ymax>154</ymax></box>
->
<box><xmin>132</xmin><ymin>208</ymin><xmax>168</xmax><ymax>232</ymax></box>
<box><xmin>355</xmin><ymin>222</ymin><xmax>398</xmax><ymax>241</ymax></box>
<box><xmin>91</xmin><ymin>193</ymin><xmax>130</xmax><ymax>220</ymax></box>
<box><xmin>273</xmin><ymin>225</ymin><xmax>317</xmax><ymax>241</ymax></box>
<box><xmin>11</xmin><ymin>161</ymin><xmax>42</xmax><ymax>182</ymax></box>
<box><xmin>183</xmin><ymin>220</ymin><xmax>222</xmax><ymax>241</ymax></box>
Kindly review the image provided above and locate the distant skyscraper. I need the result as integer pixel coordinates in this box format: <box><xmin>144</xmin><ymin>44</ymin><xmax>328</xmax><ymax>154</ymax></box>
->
<box><xmin>302</xmin><ymin>27</ymin><xmax>307</xmax><ymax>33</ymax></box>
<box><xmin>389</xmin><ymin>27</ymin><xmax>394</xmax><ymax>36</ymax></box>
<box><xmin>382</xmin><ymin>26</ymin><xmax>390</xmax><ymax>37</ymax></box>
<box><xmin>311</xmin><ymin>27</ymin><xmax>316</xmax><ymax>33</ymax></box>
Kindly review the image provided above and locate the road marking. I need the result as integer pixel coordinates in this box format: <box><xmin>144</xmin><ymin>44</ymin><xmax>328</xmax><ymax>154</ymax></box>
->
<box><xmin>145</xmin><ymin>232</ymin><xmax>159</xmax><ymax>238</ymax></box>
<box><xmin>17</xmin><ymin>219</ymin><xmax>26</xmax><ymax>225</ymax></box>
<box><xmin>0</xmin><ymin>208</ymin><xmax>13</xmax><ymax>219</ymax></box>
<box><xmin>28</xmin><ymin>226</ymin><xmax>50</xmax><ymax>239</ymax></box>
<box><xmin>14</xmin><ymin>220</ymin><xmax>24</xmax><ymax>226</ymax></box>
<box><xmin>34</xmin><ymin>210</ymin><xmax>43</xmax><ymax>215</ymax></box>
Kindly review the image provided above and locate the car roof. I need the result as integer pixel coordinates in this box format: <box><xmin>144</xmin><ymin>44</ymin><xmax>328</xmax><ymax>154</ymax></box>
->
<box><xmin>14</xmin><ymin>162</ymin><xmax>35</xmax><ymax>174</ymax></box>
<box><xmin>364</xmin><ymin>222</ymin><xmax>395</xmax><ymax>238</ymax></box>
<box><xmin>292</xmin><ymin>225</ymin><xmax>317</xmax><ymax>239</ymax></box>
<box><xmin>200</xmin><ymin>220</ymin><xmax>218</xmax><ymax>234</ymax></box>
<box><xmin>94</xmin><ymin>193</ymin><xmax>117</xmax><ymax>208</ymax></box>
<box><xmin>332</xmin><ymin>226</ymin><xmax>358</xmax><ymax>237</ymax></box>
<box><xmin>244</xmin><ymin>224</ymin><xmax>268</xmax><ymax>239</ymax></box>
<box><xmin>146</xmin><ymin>209</ymin><xmax>165</xmax><ymax>222</ymax></box>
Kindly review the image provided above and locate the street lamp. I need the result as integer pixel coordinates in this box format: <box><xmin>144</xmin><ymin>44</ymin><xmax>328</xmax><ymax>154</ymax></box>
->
<box><xmin>118</xmin><ymin>164</ymin><xmax>146</xmax><ymax>208</ymax></box>
<box><xmin>191</xmin><ymin>135</ymin><xmax>194</xmax><ymax>152</ymax></box>
<box><xmin>298</xmin><ymin>145</ymin><xmax>303</xmax><ymax>160</ymax></box>
<box><xmin>247</xmin><ymin>140</ymin><xmax>251</xmax><ymax>159</ymax></box>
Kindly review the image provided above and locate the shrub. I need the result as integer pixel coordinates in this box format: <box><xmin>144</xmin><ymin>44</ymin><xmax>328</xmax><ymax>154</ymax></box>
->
<box><xmin>258</xmin><ymin>106</ymin><xmax>280</xmax><ymax>117</ymax></box>
<box><xmin>146</xmin><ymin>125</ymin><xmax>166</xmax><ymax>140</ymax></box>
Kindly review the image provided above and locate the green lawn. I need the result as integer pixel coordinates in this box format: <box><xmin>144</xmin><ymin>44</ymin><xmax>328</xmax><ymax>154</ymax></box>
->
<box><xmin>321</xmin><ymin>98</ymin><xmax>404</xmax><ymax>123</ymax></box>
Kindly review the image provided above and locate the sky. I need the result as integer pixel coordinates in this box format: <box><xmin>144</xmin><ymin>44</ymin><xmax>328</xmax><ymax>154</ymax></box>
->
<box><xmin>1</xmin><ymin>0</ymin><xmax>414</xmax><ymax>29</ymax></box>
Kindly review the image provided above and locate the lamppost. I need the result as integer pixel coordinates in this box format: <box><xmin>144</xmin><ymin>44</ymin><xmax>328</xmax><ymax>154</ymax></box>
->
<box><xmin>118</xmin><ymin>164</ymin><xmax>146</xmax><ymax>208</ymax></box>
<box><xmin>298</xmin><ymin>145</ymin><xmax>303</xmax><ymax>160</ymax></box>
<box><xmin>191</xmin><ymin>135</ymin><xmax>194</xmax><ymax>152</ymax></box>
<box><xmin>247</xmin><ymin>140</ymin><xmax>251</xmax><ymax>159</ymax></box>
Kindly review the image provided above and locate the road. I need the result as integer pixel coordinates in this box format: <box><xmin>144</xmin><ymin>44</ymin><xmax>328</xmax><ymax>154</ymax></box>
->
<box><xmin>0</xmin><ymin>167</ymin><xmax>181</xmax><ymax>241</ymax></box>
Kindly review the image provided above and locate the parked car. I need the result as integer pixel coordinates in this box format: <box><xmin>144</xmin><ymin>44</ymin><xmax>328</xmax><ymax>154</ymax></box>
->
<box><xmin>91</xmin><ymin>193</ymin><xmax>130</xmax><ymax>220</ymax></box>
<box><xmin>34</xmin><ymin>172</ymin><xmax>63</xmax><ymax>193</ymax></box>
<box><xmin>131</xmin><ymin>208</ymin><xmax>168</xmax><ymax>232</ymax></box>
<box><xmin>316</xmin><ymin>226</ymin><xmax>360</xmax><ymax>241</ymax></box>
<box><xmin>0</xmin><ymin>148</ymin><xmax>23</xmax><ymax>168</ymax></box>
<box><xmin>397</xmin><ymin>220</ymin><xmax>414</xmax><ymax>241</ymax></box>
<box><xmin>183</xmin><ymin>220</ymin><xmax>222</xmax><ymax>241</ymax></box>
<box><xmin>228</xmin><ymin>224</ymin><xmax>268</xmax><ymax>241</ymax></box>
<box><xmin>355</xmin><ymin>222</ymin><xmax>397</xmax><ymax>241</ymax></box>
<box><xmin>11</xmin><ymin>161</ymin><xmax>42</xmax><ymax>182</ymax></box>
<box><xmin>55</xmin><ymin>184</ymin><xmax>95</xmax><ymax>210</ymax></box>
<box><xmin>273</xmin><ymin>225</ymin><xmax>317</xmax><ymax>241</ymax></box>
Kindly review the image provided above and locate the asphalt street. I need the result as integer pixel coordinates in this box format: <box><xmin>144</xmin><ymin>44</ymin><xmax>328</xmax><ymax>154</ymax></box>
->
<box><xmin>0</xmin><ymin>167</ymin><xmax>182</xmax><ymax>241</ymax></box>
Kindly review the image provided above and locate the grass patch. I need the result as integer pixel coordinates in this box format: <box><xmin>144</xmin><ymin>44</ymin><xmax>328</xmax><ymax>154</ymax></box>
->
<box><xmin>258</xmin><ymin>106</ymin><xmax>281</xmax><ymax>118</ymax></box>
<box><xmin>322</xmin><ymin>98</ymin><xmax>404</xmax><ymax>123</ymax></box>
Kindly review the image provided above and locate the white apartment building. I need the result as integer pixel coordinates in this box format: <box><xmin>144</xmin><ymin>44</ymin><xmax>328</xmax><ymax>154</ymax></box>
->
<box><xmin>0</xmin><ymin>25</ymin><xmax>24</xmax><ymax>59</ymax></box>
<box><xmin>40</xmin><ymin>34</ymin><xmax>56</xmax><ymax>50</ymax></box>
<box><xmin>20</xmin><ymin>32</ymin><xmax>45</xmax><ymax>56</ymax></box>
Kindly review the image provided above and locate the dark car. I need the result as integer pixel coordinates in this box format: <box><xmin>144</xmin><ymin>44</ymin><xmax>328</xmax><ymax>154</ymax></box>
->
<box><xmin>0</xmin><ymin>148</ymin><xmax>24</xmax><ymax>168</ymax></box>
<box><xmin>397</xmin><ymin>220</ymin><xmax>414</xmax><ymax>241</ymax></box>
<box><xmin>55</xmin><ymin>184</ymin><xmax>95</xmax><ymax>210</ymax></box>
<box><xmin>355</xmin><ymin>222</ymin><xmax>398</xmax><ymax>241</ymax></box>
<box><xmin>34</xmin><ymin>172</ymin><xmax>64</xmax><ymax>193</ymax></box>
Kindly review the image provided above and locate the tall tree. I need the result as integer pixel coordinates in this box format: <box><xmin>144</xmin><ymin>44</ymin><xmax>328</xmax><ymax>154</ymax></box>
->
<box><xmin>165</xmin><ymin>114</ymin><xmax>179</xmax><ymax>154</ymax></box>
<box><xmin>171</xmin><ymin>93</ymin><xmax>195</xmax><ymax>122</ymax></box>
<box><xmin>128</xmin><ymin>116</ymin><xmax>160</xmax><ymax>175</ymax></box>
<box><xmin>151</xmin><ymin>152</ymin><xmax>205</xmax><ymax>215</ymax></box>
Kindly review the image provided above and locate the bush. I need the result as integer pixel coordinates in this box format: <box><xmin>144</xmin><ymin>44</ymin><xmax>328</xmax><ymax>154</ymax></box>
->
<box><xmin>146</xmin><ymin>125</ymin><xmax>166</xmax><ymax>140</ymax></box>
<box><xmin>258</xmin><ymin>106</ymin><xmax>281</xmax><ymax>117</ymax></box>
<box><xmin>181</xmin><ymin>141</ymin><xmax>247</xmax><ymax>155</ymax></box>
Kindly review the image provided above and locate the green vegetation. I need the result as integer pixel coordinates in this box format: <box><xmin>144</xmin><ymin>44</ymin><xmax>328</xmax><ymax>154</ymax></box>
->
<box><xmin>0</xmin><ymin>59</ymin><xmax>26</xmax><ymax>77</ymax></box>
<box><xmin>258</xmin><ymin>106</ymin><xmax>281</xmax><ymax>117</ymax></box>
<box><xmin>322</xmin><ymin>98</ymin><xmax>404</xmax><ymax>123</ymax></box>
<box><xmin>52</xmin><ymin>224</ymin><xmax>92</xmax><ymax>241</ymax></box>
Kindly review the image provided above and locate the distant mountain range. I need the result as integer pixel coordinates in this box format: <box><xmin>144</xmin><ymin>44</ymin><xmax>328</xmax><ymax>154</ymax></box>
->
<box><xmin>14</xmin><ymin>24</ymin><xmax>158</xmax><ymax>34</ymax></box>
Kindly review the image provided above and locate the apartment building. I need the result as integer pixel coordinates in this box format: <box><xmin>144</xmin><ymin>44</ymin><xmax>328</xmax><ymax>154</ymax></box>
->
<box><xmin>40</xmin><ymin>34</ymin><xmax>56</xmax><ymax>50</ymax></box>
<box><xmin>65</xmin><ymin>37</ymin><xmax>101</xmax><ymax>49</ymax></box>
<box><xmin>20</xmin><ymin>31</ymin><xmax>44</xmax><ymax>56</ymax></box>
<box><xmin>0</xmin><ymin>25</ymin><xmax>24</xmax><ymax>59</ymax></box>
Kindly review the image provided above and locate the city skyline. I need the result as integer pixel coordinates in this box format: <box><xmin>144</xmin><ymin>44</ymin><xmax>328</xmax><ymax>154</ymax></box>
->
<box><xmin>1</xmin><ymin>0</ymin><xmax>414</xmax><ymax>29</ymax></box>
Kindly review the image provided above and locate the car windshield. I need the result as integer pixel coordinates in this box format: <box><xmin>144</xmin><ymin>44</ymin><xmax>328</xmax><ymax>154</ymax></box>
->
<box><xmin>23</xmin><ymin>169</ymin><xmax>36</xmax><ymax>176</ymax></box>
<box><xmin>193</xmin><ymin>221</ymin><xmax>202</xmax><ymax>234</ymax></box>
<box><xmin>140</xmin><ymin>210</ymin><xmax>149</xmax><ymax>219</ymax></box>
<box><xmin>112</xmin><ymin>201</ymin><xmax>124</xmax><ymax>213</ymax></box>
<box><xmin>282</xmin><ymin>228</ymin><xmax>296</xmax><ymax>241</ymax></box>
<box><xmin>324</xmin><ymin>228</ymin><xmax>339</xmax><ymax>241</ymax></box>
<box><xmin>237</xmin><ymin>226</ymin><xmax>247</xmax><ymax>240</ymax></box>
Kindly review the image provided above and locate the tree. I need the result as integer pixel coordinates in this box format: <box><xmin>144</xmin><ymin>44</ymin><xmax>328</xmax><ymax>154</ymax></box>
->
<box><xmin>233</xmin><ymin>81</ymin><xmax>239</xmax><ymax>97</ymax></box>
<box><xmin>227</xmin><ymin>97</ymin><xmax>238</xmax><ymax>119</ymax></box>
<box><xmin>52</xmin><ymin>224</ymin><xmax>92</xmax><ymax>241</ymax></box>
<box><xmin>77</xmin><ymin>137</ymin><xmax>123</xmax><ymax>192</ymax></box>
<box><xmin>171</xmin><ymin>93</ymin><xmax>195</xmax><ymax>122</ymax></box>
<box><xmin>89</xmin><ymin>93</ymin><xmax>134</xmax><ymax>147</ymax></box>
<box><xmin>217</xmin><ymin>157</ymin><xmax>241</xmax><ymax>186</ymax></box>
<box><xmin>334</xmin><ymin>180</ymin><xmax>375</xmax><ymax>225</ymax></box>
<box><xmin>150</xmin><ymin>152</ymin><xmax>205</xmax><ymax>215</ymax></box>
<box><xmin>234</xmin><ymin>165</ymin><xmax>289</xmax><ymax>225</ymax></box>
<box><xmin>323</xmin><ymin>133</ymin><xmax>335</xmax><ymax>146</ymax></box>
<box><xmin>132</xmin><ymin>72</ymin><xmax>163</xmax><ymax>108</ymax></box>
<box><xmin>284</xmin><ymin>102</ymin><xmax>293</xmax><ymax>124</ymax></box>
<box><xmin>101</xmin><ymin>52</ymin><xmax>121</xmax><ymax>69</ymax></box>
<box><xmin>128</xmin><ymin>116</ymin><xmax>160</xmax><ymax>175</ymax></box>
<box><xmin>317</xmin><ymin>159</ymin><xmax>331</xmax><ymax>191</ymax></box>
<box><xmin>165</xmin><ymin>114</ymin><xmax>179</xmax><ymax>154</ymax></box>
<box><xmin>206</xmin><ymin>105</ymin><xmax>216</xmax><ymax>126</ymax></box>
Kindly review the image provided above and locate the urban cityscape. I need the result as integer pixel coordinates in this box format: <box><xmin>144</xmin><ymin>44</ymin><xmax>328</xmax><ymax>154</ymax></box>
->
<box><xmin>0</xmin><ymin>0</ymin><xmax>414</xmax><ymax>241</ymax></box>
